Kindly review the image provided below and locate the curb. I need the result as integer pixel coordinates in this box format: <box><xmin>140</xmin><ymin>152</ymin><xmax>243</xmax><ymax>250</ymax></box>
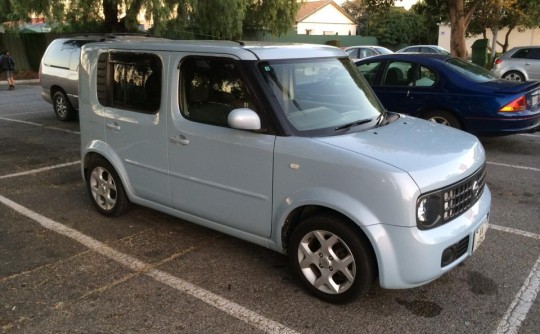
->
<box><xmin>1</xmin><ymin>79</ymin><xmax>39</xmax><ymax>85</ymax></box>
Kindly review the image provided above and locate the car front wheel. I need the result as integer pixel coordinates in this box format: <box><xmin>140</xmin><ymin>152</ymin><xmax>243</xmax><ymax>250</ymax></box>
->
<box><xmin>86</xmin><ymin>157</ymin><xmax>130</xmax><ymax>217</ymax></box>
<box><xmin>53</xmin><ymin>91</ymin><xmax>76</xmax><ymax>121</ymax></box>
<box><xmin>288</xmin><ymin>213</ymin><xmax>376</xmax><ymax>303</ymax></box>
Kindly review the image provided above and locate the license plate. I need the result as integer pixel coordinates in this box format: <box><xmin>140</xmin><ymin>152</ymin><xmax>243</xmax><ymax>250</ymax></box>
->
<box><xmin>532</xmin><ymin>94</ymin><xmax>539</xmax><ymax>107</ymax></box>
<box><xmin>473</xmin><ymin>217</ymin><xmax>489</xmax><ymax>253</ymax></box>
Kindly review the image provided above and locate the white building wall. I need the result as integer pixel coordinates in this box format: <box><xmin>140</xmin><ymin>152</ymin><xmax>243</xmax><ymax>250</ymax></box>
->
<box><xmin>438</xmin><ymin>24</ymin><xmax>540</xmax><ymax>54</ymax></box>
<box><xmin>297</xmin><ymin>5</ymin><xmax>356</xmax><ymax>35</ymax></box>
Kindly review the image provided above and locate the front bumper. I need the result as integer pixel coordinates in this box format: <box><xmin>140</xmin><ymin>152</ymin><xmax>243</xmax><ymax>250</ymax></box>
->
<box><xmin>367</xmin><ymin>185</ymin><xmax>491</xmax><ymax>289</ymax></box>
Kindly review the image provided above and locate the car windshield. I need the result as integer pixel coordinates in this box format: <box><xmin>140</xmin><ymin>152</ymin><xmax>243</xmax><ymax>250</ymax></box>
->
<box><xmin>445</xmin><ymin>58</ymin><xmax>498</xmax><ymax>82</ymax></box>
<box><xmin>259</xmin><ymin>57</ymin><xmax>383</xmax><ymax>135</ymax></box>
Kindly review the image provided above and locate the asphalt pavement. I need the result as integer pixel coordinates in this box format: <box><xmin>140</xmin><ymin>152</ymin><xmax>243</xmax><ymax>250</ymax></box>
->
<box><xmin>1</xmin><ymin>84</ymin><xmax>539</xmax><ymax>333</ymax></box>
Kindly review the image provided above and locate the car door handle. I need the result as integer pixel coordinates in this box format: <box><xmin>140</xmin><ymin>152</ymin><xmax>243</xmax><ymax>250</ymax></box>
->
<box><xmin>106</xmin><ymin>122</ymin><xmax>121</xmax><ymax>131</ymax></box>
<box><xmin>170</xmin><ymin>135</ymin><xmax>190</xmax><ymax>145</ymax></box>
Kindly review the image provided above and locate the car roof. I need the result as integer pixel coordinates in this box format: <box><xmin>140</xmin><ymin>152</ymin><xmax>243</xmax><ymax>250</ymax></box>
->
<box><xmin>82</xmin><ymin>39</ymin><xmax>347</xmax><ymax>61</ymax></box>
<box><xmin>355</xmin><ymin>53</ymin><xmax>452</xmax><ymax>63</ymax></box>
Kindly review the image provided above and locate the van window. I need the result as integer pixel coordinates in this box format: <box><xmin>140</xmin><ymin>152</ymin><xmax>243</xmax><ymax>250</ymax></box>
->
<box><xmin>97</xmin><ymin>52</ymin><xmax>162</xmax><ymax>113</ymax></box>
<box><xmin>179</xmin><ymin>57</ymin><xmax>257</xmax><ymax>127</ymax></box>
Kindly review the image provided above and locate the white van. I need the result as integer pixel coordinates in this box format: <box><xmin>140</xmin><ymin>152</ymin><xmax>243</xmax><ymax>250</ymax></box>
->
<box><xmin>79</xmin><ymin>40</ymin><xmax>491</xmax><ymax>303</ymax></box>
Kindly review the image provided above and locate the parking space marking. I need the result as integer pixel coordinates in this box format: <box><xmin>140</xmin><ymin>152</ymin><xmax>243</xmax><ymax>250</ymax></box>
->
<box><xmin>0</xmin><ymin>194</ymin><xmax>299</xmax><ymax>334</ymax></box>
<box><xmin>0</xmin><ymin>161</ymin><xmax>81</xmax><ymax>180</ymax></box>
<box><xmin>495</xmin><ymin>255</ymin><xmax>540</xmax><ymax>334</ymax></box>
<box><xmin>487</xmin><ymin>161</ymin><xmax>540</xmax><ymax>172</ymax></box>
<box><xmin>490</xmin><ymin>225</ymin><xmax>540</xmax><ymax>241</ymax></box>
<box><xmin>518</xmin><ymin>133</ymin><xmax>540</xmax><ymax>138</ymax></box>
<box><xmin>1</xmin><ymin>110</ymin><xmax>51</xmax><ymax>117</ymax></box>
<box><xmin>0</xmin><ymin>116</ymin><xmax>80</xmax><ymax>135</ymax></box>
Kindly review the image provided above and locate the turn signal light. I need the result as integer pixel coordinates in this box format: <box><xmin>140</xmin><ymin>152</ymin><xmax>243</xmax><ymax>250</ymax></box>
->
<box><xmin>499</xmin><ymin>96</ymin><xmax>526</xmax><ymax>112</ymax></box>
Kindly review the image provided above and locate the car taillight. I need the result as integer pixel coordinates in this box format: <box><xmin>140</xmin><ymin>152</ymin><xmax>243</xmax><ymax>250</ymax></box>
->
<box><xmin>499</xmin><ymin>96</ymin><xmax>526</xmax><ymax>112</ymax></box>
<box><xmin>494</xmin><ymin>58</ymin><xmax>502</xmax><ymax>65</ymax></box>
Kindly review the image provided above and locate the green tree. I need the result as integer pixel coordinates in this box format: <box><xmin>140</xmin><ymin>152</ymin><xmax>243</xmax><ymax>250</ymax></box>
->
<box><xmin>244</xmin><ymin>0</ymin><xmax>299</xmax><ymax>35</ymax></box>
<box><xmin>365</xmin><ymin>0</ymin><xmax>483</xmax><ymax>58</ymax></box>
<box><xmin>365</xmin><ymin>7</ymin><xmax>426</xmax><ymax>48</ymax></box>
<box><xmin>8</xmin><ymin>0</ymin><xmax>298</xmax><ymax>38</ymax></box>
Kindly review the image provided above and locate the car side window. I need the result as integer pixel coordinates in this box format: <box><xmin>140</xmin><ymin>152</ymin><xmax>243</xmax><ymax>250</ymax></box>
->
<box><xmin>383</xmin><ymin>62</ymin><xmax>412</xmax><ymax>86</ymax></box>
<box><xmin>512</xmin><ymin>49</ymin><xmax>529</xmax><ymax>59</ymax></box>
<box><xmin>407</xmin><ymin>65</ymin><xmax>437</xmax><ymax>87</ymax></box>
<box><xmin>96</xmin><ymin>52</ymin><xmax>162</xmax><ymax>113</ymax></box>
<box><xmin>356</xmin><ymin>62</ymin><xmax>382</xmax><ymax>84</ymax></box>
<box><xmin>528</xmin><ymin>49</ymin><xmax>540</xmax><ymax>60</ymax></box>
<box><xmin>179</xmin><ymin>57</ymin><xmax>257</xmax><ymax>127</ymax></box>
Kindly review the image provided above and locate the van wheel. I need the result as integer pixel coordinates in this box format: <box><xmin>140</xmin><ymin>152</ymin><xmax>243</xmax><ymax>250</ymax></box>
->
<box><xmin>423</xmin><ymin>110</ymin><xmax>462</xmax><ymax>130</ymax></box>
<box><xmin>86</xmin><ymin>157</ymin><xmax>130</xmax><ymax>217</ymax></box>
<box><xmin>53</xmin><ymin>91</ymin><xmax>76</xmax><ymax>121</ymax></box>
<box><xmin>502</xmin><ymin>71</ymin><xmax>524</xmax><ymax>82</ymax></box>
<box><xmin>288</xmin><ymin>214</ymin><xmax>376</xmax><ymax>303</ymax></box>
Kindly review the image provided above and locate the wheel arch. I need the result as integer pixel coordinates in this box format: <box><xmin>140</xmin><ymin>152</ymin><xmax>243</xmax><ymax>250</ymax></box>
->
<box><xmin>280</xmin><ymin>204</ymin><xmax>379</xmax><ymax>278</ymax></box>
<box><xmin>82</xmin><ymin>143</ymin><xmax>135</xmax><ymax>200</ymax></box>
<box><xmin>418</xmin><ymin>107</ymin><xmax>466</xmax><ymax>130</ymax></box>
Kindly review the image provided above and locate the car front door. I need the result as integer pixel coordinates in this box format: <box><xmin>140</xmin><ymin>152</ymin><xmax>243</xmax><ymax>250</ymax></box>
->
<box><xmin>167</xmin><ymin>55</ymin><xmax>275</xmax><ymax>238</ymax></box>
<box><xmin>371</xmin><ymin>61</ymin><xmax>413</xmax><ymax>114</ymax></box>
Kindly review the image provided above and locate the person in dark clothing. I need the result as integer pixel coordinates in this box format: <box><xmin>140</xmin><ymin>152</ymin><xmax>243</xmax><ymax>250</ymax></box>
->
<box><xmin>1</xmin><ymin>49</ymin><xmax>16</xmax><ymax>90</ymax></box>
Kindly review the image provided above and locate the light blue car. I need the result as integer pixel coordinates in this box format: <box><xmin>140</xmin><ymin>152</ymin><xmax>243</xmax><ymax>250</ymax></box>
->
<box><xmin>79</xmin><ymin>40</ymin><xmax>491</xmax><ymax>303</ymax></box>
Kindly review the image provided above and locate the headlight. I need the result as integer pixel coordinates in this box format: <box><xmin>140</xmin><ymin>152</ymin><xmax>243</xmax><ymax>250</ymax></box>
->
<box><xmin>416</xmin><ymin>193</ymin><xmax>443</xmax><ymax>229</ymax></box>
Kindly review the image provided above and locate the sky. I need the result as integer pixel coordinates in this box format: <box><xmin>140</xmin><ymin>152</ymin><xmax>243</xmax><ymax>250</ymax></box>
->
<box><xmin>334</xmin><ymin>0</ymin><xmax>419</xmax><ymax>10</ymax></box>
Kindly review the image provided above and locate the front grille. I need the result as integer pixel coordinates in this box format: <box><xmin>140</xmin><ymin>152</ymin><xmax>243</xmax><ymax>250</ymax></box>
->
<box><xmin>442</xmin><ymin>164</ymin><xmax>486</xmax><ymax>222</ymax></box>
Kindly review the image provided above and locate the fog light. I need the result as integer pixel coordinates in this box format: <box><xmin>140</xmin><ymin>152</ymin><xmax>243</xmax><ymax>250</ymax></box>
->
<box><xmin>441</xmin><ymin>246</ymin><xmax>456</xmax><ymax>267</ymax></box>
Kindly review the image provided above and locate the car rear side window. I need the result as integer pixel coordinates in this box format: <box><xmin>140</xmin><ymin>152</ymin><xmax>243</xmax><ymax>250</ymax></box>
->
<box><xmin>512</xmin><ymin>48</ymin><xmax>529</xmax><ymax>59</ymax></box>
<box><xmin>96</xmin><ymin>52</ymin><xmax>162</xmax><ymax>113</ymax></box>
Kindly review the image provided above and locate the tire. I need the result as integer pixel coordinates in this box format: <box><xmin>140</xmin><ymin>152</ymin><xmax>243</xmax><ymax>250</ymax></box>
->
<box><xmin>53</xmin><ymin>91</ymin><xmax>76</xmax><ymax>121</ymax></box>
<box><xmin>423</xmin><ymin>110</ymin><xmax>462</xmax><ymax>130</ymax></box>
<box><xmin>86</xmin><ymin>157</ymin><xmax>130</xmax><ymax>217</ymax></box>
<box><xmin>502</xmin><ymin>71</ymin><xmax>525</xmax><ymax>82</ymax></box>
<box><xmin>288</xmin><ymin>213</ymin><xmax>376</xmax><ymax>303</ymax></box>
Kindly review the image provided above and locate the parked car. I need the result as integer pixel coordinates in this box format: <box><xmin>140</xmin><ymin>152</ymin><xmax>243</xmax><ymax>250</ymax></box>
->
<box><xmin>79</xmin><ymin>40</ymin><xmax>490</xmax><ymax>303</ymax></box>
<box><xmin>39</xmin><ymin>34</ymin><xmax>154</xmax><ymax>121</ymax></box>
<box><xmin>344</xmin><ymin>45</ymin><xmax>393</xmax><ymax>61</ymax></box>
<box><xmin>355</xmin><ymin>54</ymin><xmax>540</xmax><ymax>135</ymax></box>
<box><xmin>492</xmin><ymin>46</ymin><xmax>540</xmax><ymax>81</ymax></box>
<box><xmin>396</xmin><ymin>45</ymin><xmax>451</xmax><ymax>55</ymax></box>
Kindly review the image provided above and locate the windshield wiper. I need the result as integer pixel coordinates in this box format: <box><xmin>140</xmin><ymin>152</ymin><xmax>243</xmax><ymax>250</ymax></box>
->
<box><xmin>335</xmin><ymin>118</ymin><xmax>374</xmax><ymax>131</ymax></box>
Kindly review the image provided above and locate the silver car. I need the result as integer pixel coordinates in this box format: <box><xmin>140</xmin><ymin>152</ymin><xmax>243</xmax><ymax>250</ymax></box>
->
<box><xmin>344</xmin><ymin>45</ymin><xmax>393</xmax><ymax>61</ymax></box>
<box><xmin>79</xmin><ymin>40</ymin><xmax>491</xmax><ymax>303</ymax></box>
<box><xmin>396</xmin><ymin>45</ymin><xmax>451</xmax><ymax>55</ymax></box>
<box><xmin>492</xmin><ymin>46</ymin><xmax>540</xmax><ymax>81</ymax></box>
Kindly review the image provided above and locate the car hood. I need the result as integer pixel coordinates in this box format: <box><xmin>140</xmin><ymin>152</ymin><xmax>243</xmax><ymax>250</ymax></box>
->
<box><xmin>316</xmin><ymin>115</ymin><xmax>485</xmax><ymax>191</ymax></box>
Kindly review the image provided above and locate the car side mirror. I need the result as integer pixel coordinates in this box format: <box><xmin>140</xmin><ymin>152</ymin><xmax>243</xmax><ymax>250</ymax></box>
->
<box><xmin>228</xmin><ymin>108</ymin><xmax>261</xmax><ymax>130</ymax></box>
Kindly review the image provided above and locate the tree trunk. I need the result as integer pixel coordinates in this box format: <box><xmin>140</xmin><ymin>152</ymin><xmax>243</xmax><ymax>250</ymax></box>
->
<box><xmin>102</xmin><ymin>0</ymin><xmax>122</xmax><ymax>32</ymax></box>
<box><xmin>497</xmin><ymin>26</ymin><xmax>514</xmax><ymax>53</ymax></box>
<box><xmin>447</xmin><ymin>0</ymin><xmax>468</xmax><ymax>58</ymax></box>
<box><xmin>489</xmin><ymin>26</ymin><xmax>499</xmax><ymax>65</ymax></box>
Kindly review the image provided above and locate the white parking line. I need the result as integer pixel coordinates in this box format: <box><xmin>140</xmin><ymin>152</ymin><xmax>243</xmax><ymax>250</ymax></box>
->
<box><xmin>490</xmin><ymin>225</ymin><xmax>540</xmax><ymax>240</ymax></box>
<box><xmin>495</xmin><ymin>255</ymin><xmax>540</xmax><ymax>334</ymax></box>
<box><xmin>0</xmin><ymin>161</ymin><xmax>81</xmax><ymax>180</ymax></box>
<box><xmin>518</xmin><ymin>133</ymin><xmax>540</xmax><ymax>138</ymax></box>
<box><xmin>0</xmin><ymin>194</ymin><xmax>299</xmax><ymax>334</ymax></box>
<box><xmin>487</xmin><ymin>161</ymin><xmax>540</xmax><ymax>172</ymax></box>
<box><xmin>0</xmin><ymin>116</ymin><xmax>80</xmax><ymax>135</ymax></box>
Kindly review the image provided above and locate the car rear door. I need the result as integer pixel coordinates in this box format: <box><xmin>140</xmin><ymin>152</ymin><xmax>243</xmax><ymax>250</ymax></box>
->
<box><xmin>526</xmin><ymin>48</ymin><xmax>540</xmax><ymax>80</ymax></box>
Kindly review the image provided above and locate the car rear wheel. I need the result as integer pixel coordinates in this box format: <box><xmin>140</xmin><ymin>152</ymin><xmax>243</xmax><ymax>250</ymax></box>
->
<box><xmin>502</xmin><ymin>71</ymin><xmax>525</xmax><ymax>82</ymax></box>
<box><xmin>423</xmin><ymin>110</ymin><xmax>462</xmax><ymax>130</ymax></box>
<box><xmin>53</xmin><ymin>91</ymin><xmax>76</xmax><ymax>121</ymax></box>
<box><xmin>86</xmin><ymin>157</ymin><xmax>130</xmax><ymax>217</ymax></box>
<box><xmin>288</xmin><ymin>213</ymin><xmax>376</xmax><ymax>303</ymax></box>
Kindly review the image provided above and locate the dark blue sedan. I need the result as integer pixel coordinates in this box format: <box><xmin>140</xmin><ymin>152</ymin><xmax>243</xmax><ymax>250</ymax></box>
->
<box><xmin>355</xmin><ymin>54</ymin><xmax>540</xmax><ymax>135</ymax></box>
